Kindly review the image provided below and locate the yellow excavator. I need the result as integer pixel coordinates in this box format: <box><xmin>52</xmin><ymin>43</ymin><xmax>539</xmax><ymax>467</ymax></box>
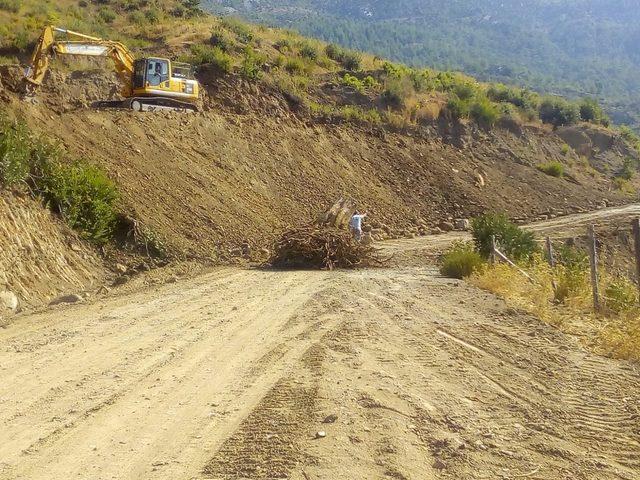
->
<box><xmin>24</xmin><ymin>26</ymin><xmax>200</xmax><ymax>112</ymax></box>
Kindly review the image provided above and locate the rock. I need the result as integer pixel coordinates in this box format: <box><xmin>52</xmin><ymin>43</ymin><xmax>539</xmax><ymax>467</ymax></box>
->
<box><xmin>49</xmin><ymin>293</ymin><xmax>83</xmax><ymax>306</ymax></box>
<box><xmin>454</xmin><ymin>219</ymin><xmax>470</xmax><ymax>230</ymax></box>
<box><xmin>438</xmin><ymin>221</ymin><xmax>455</xmax><ymax>232</ymax></box>
<box><xmin>315</xmin><ymin>431</ymin><xmax>327</xmax><ymax>439</ymax></box>
<box><xmin>322</xmin><ymin>414</ymin><xmax>338</xmax><ymax>424</ymax></box>
<box><xmin>0</xmin><ymin>291</ymin><xmax>19</xmax><ymax>312</ymax></box>
<box><xmin>112</xmin><ymin>275</ymin><xmax>129</xmax><ymax>287</ymax></box>
<box><xmin>230</xmin><ymin>247</ymin><xmax>243</xmax><ymax>257</ymax></box>
<box><xmin>241</xmin><ymin>241</ymin><xmax>251</xmax><ymax>257</ymax></box>
<box><xmin>115</xmin><ymin>263</ymin><xmax>127</xmax><ymax>274</ymax></box>
<box><xmin>433</xmin><ymin>458</ymin><xmax>447</xmax><ymax>470</ymax></box>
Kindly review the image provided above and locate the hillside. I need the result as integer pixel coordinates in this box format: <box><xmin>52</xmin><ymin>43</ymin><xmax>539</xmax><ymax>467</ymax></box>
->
<box><xmin>0</xmin><ymin>0</ymin><xmax>639</xmax><ymax>272</ymax></box>
<box><xmin>205</xmin><ymin>0</ymin><xmax>640</xmax><ymax>130</ymax></box>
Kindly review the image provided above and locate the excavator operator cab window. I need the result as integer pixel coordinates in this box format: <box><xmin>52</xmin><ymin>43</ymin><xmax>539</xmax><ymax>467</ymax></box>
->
<box><xmin>146</xmin><ymin>59</ymin><xmax>169</xmax><ymax>87</ymax></box>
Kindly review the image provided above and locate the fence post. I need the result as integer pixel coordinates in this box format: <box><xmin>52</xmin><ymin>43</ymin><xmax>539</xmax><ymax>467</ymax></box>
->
<box><xmin>545</xmin><ymin>237</ymin><xmax>555</xmax><ymax>267</ymax></box>
<box><xmin>587</xmin><ymin>225</ymin><xmax>601</xmax><ymax>312</ymax></box>
<box><xmin>633</xmin><ymin>218</ymin><xmax>640</xmax><ymax>300</ymax></box>
<box><xmin>490</xmin><ymin>235</ymin><xmax>497</xmax><ymax>265</ymax></box>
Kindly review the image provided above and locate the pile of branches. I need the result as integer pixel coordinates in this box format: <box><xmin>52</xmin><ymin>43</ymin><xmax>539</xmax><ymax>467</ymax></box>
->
<box><xmin>269</xmin><ymin>224</ymin><xmax>384</xmax><ymax>270</ymax></box>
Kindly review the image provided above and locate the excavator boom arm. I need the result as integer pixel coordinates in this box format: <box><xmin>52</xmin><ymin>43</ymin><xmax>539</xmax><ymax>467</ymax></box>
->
<box><xmin>24</xmin><ymin>26</ymin><xmax>135</xmax><ymax>96</ymax></box>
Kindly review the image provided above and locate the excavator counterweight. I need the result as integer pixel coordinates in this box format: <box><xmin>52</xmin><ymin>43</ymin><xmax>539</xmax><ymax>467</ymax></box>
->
<box><xmin>24</xmin><ymin>26</ymin><xmax>200</xmax><ymax>112</ymax></box>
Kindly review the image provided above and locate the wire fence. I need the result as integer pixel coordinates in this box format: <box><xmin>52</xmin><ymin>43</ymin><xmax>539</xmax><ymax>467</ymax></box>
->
<box><xmin>490</xmin><ymin>218</ymin><xmax>640</xmax><ymax>313</ymax></box>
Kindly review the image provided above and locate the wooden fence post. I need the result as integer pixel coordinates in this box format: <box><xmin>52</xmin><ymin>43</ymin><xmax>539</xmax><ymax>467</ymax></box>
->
<box><xmin>545</xmin><ymin>237</ymin><xmax>555</xmax><ymax>267</ymax></box>
<box><xmin>490</xmin><ymin>235</ymin><xmax>497</xmax><ymax>265</ymax></box>
<box><xmin>633</xmin><ymin>218</ymin><xmax>640</xmax><ymax>300</ymax></box>
<box><xmin>587</xmin><ymin>225</ymin><xmax>601</xmax><ymax>312</ymax></box>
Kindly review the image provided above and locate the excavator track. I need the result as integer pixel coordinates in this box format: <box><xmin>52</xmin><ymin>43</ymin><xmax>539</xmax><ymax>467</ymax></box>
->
<box><xmin>93</xmin><ymin>97</ymin><xmax>198</xmax><ymax>112</ymax></box>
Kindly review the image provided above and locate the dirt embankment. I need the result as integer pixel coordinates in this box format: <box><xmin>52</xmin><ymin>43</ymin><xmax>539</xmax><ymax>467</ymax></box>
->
<box><xmin>1</xmin><ymin>66</ymin><xmax>635</xmax><ymax>262</ymax></box>
<box><xmin>0</xmin><ymin>192</ymin><xmax>104</xmax><ymax>316</ymax></box>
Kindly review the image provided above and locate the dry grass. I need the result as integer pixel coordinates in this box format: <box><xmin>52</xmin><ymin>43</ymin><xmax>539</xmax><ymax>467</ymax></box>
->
<box><xmin>471</xmin><ymin>256</ymin><xmax>640</xmax><ymax>361</ymax></box>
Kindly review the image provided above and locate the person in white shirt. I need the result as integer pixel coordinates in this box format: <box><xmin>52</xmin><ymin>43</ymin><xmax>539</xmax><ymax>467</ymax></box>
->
<box><xmin>349</xmin><ymin>211</ymin><xmax>367</xmax><ymax>241</ymax></box>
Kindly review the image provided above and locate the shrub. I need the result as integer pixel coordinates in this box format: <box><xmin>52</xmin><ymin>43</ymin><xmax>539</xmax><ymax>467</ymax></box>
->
<box><xmin>220</xmin><ymin>17</ymin><xmax>253</xmax><ymax>43</ymax></box>
<box><xmin>470</xmin><ymin>97</ymin><xmax>499</xmax><ymax>126</ymax></box>
<box><xmin>0</xmin><ymin>0</ymin><xmax>21</xmax><ymax>13</ymax></box>
<box><xmin>440</xmin><ymin>242</ymin><xmax>484</xmax><ymax>279</ymax></box>
<box><xmin>239</xmin><ymin>47</ymin><xmax>265</xmax><ymax>81</ymax></box>
<box><xmin>605</xmin><ymin>279</ymin><xmax>637</xmax><ymax>314</ymax></box>
<box><xmin>579</xmin><ymin>97</ymin><xmax>609</xmax><ymax>126</ymax></box>
<box><xmin>487</xmin><ymin>83</ymin><xmax>539</xmax><ymax>111</ymax></box>
<box><xmin>0</xmin><ymin>119</ymin><xmax>31</xmax><ymax>185</ymax></box>
<box><xmin>97</xmin><ymin>7</ymin><xmax>116</xmax><ymax>23</ymax></box>
<box><xmin>324</xmin><ymin>44</ymin><xmax>361</xmax><ymax>71</ymax></box>
<box><xmin>298</xmin><ymin>42</ymin><xmax>318</xmax><ymax>61</ymax></box>
<box><xmin>284</xmin><ymin>57</ymin><xmax>305</xmax><ymax>75</ymax></box>
<box><xmin>274</xmin><ymin>38</ymin><xmax>292</xmax><ymax>52</ymax></box>
<box><xmin>35</xmin><ymin>159</ymin><xmax>119</xmax><ymax>243</ymax></box>
<box><xmin>382</xmin><ymin>76</ymin><xmax>414</xmax><ymax>109</ymax></box>
<box><xmin>209</xmin><ymin>28</ymin><xmax>234</xmax><ymax>53</ymax></box>
<box><xmin>340</xmin><ymin>51</ymin><xmax>361</xmax><ymax>71</ymax></box>
<box><xmin>144</xmin><ymin>8</ymin><xmax>160</xmax><ymax>24</ymax></box>
<box><xmin>0</xmin><ymin>117</ymin><xmax>119</xmax><ymax>243</ymax></box>
<box><xmin>189</xmin><ymin>44</ymin><xmax>233</xmax><ymax>72</ymax></box>
<box><xmin>618</xmin><ymin>157</ymin><xmax>636</xmax><ymax>180</ymax></box>
<box><xmin>539</xmin><ymin>97</ymin><xmax>580</xmax><ymax>127</ymax></box>
<box><xmin>561</xmin><ymin>144</ymin><xmax>571</xmax><ymax>156</ymax></box>
<box><xmin>537</xmin><ymin>161</ymin><xmax>564</xmax><ymax>177</ymax></box>
<box><xmin>339</xmin><ymin>106</ymin><xmax>382</xmax><ymax>124</ymax></box>
<box><xmin>444</xmin><ymin>95</ymin><xmax>469</xmax><ymax>120</ymax></box>
<box><xmin>471</xmin><ymin>213</ymin><xmax>538</xmax><ymax>261</ymax></box>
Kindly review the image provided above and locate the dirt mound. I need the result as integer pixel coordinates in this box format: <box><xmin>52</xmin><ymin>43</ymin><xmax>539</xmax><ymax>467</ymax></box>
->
<box><xmin>0</xmin><ymin>192</ymin><xmax>104</xmax><ymax>312</ymax></box>
<box><xmin>269</xmin><ymin>224</ymin><xmax>382</xmax><ymax>270</ymax></box>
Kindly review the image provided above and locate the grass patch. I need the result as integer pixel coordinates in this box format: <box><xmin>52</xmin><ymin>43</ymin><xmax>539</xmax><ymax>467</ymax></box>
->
<box><xmin>537</xmin><ymin>161</ymin><xmax>564</xmax><ymax>177</ymax></box>
<box><xmin>471</xmin><ymin>255</ymin><xmax>640</xmax><ymax>361</ymax></box>
<box><xmin>440</xmin><ymin>242</ymin><xmax>485</xmax><ymax>279</ymax></box>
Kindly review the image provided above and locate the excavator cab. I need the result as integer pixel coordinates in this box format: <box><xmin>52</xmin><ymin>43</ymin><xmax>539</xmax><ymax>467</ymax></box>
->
<box><xmin>131</xmin><ymin>57</ymin><xmax>198</xmax><ymax>105</ymax></box>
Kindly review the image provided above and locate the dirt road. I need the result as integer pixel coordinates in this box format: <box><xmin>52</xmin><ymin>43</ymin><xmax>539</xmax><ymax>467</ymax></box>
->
<box><xmin>1</xmin><ymin>208</ymin><xmax>640</xmax><ymax>480</ymax></box>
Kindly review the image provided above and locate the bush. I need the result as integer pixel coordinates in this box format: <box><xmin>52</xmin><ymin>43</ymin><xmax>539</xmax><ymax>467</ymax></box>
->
<box><xmin>189</xmin><ymin>44</ymin><xmax>232</xmax><ymax>72</ymax></box>
<box><xmin>0</xmin><ymin>120</ymin><xmax>31</xmax><ymax>185</ymax></box>
<box><xmin>382</xmin><ymin>76</ymin><xmax>414</xmax><ymax>109</ymax></box>
<box><xmin>220</xmin><ymin>17</ymin><xmax>253</xmax><ymax>43</ymax></box>
<box><xmin>240</xmin><ymin>47</ymin><xmax>265</xmax><ymax>81</ymax></box>
<box><xmin>0</xmin><ymin>0</ymin><xmax>22</xmax><ymax>13</ymax></box>
<box><xmin>444</xmin><ymin>95</ymin><xmax>469</xmax><ymax>120</ymax></box>
<box><xmin>537</xmin><ymin>161</ymin><xmax>564</xmax><ymax>177</ymax></box>
<box><xmin>209</xmin><ymin>28</ymin><xmax>234</xmax><ymax>53</ymax></box>
<box><xmin>340</xmin><ymin>51</ymin><xmax>361</xmax><ymax>71</ymax></box>
<box><xmin>97</xmin><ymin>7</ymin><xmax>116</xmax><ymax>23</ymax></box>
<box><xmin>618</xmin><ymin>157</ymin><xmax>636</xmax><ymax>180</ymax></box>
<box><xmin>487</xmin><ymin>83</ymin><xmax>539</xmax><ymax>111</ymax></box>
<box><xmin>471</xmin><ymin>213</ymin><xmax>538</xmax><ymax>261</ymax></box>
<box><xmin>284</xmin><ymin>57</ymin><xmax>305</xmax><ymax>75</ymax></box>
<box><xmin>539</xmin><ymin>97</ymin><xmax>580</xmax><ymax>127</ymax></box>
<box><xmin>298</xmin><ymin>42</ymin><xmax>318</xmax><ymax>61</ymax></box>
<box><xmin>470</xmin><ymin>97</ymin><xmax>499</xmax><ymax>126</ymax></box>
<box><xmin>579</xmin><ymin>97</ymin><xmax>609</xmax><ymax>126</ymax></box>
<box><xmin>0</xmin><ymin>117</ymin><xmax>119</xmax><ymax>243</ymax></box>
<box><xmin>36</xmin><ymin>159</ymin><xmax>119</xmax><ymax>243</ymax></box>
<box><xmin>605</xmin><ymin>280</ymin><xmax>637</xmax><ymax>313</ymax></box>
<box><xmin>440</xmin><ymin>242</ymin><xmax>484</xmax><ymax>279</ymax></box>
<box><xmin>324</xmin><ymin>44</ymin><xmax>361</xmax><ymax>71</ymax></box>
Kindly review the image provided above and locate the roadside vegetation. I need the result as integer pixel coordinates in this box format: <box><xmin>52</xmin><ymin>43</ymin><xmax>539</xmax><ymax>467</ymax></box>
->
<box><xmin>0</xmin><ymin>114</ymin><xmax>119</xmax><ymax>243</ymax></box>
<box><xmin>440</xmin><ymin>214</ymin><xmax>640</xmax><ymax>361</ymax></box>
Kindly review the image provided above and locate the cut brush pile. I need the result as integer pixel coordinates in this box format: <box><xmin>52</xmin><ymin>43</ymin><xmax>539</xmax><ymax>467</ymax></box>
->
<box><xmin>269</xmin><ymin>224</ymin><xmax>384</xmax><ymax>270</ymax></box>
